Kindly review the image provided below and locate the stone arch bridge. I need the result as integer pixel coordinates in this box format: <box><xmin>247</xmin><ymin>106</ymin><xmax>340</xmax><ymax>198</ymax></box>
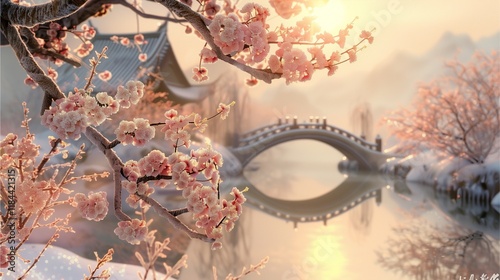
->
<box><xmin>228</xmin><ymin>117</ymin><xmax>392</xmax><ymax>172</ymax></box>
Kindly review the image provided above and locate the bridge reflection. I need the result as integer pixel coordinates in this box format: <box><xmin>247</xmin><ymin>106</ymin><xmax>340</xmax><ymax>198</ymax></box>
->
<box><xmin>223</xmin><ymin>175</ymin><xmax>386</xmax><ymax>228</ymax></box>
<box><xmin>229</xmin><ymin>117</ymin><xmax>392</xmax><ymax>172</ymax></box>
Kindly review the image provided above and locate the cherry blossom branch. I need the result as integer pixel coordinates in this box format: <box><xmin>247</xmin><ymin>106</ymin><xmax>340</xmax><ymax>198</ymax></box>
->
<box><xmin>83</xmin><ymin>126</ymin><xmax>132</xmax><ymax>221</ymax></box>
<box><xmin>19</xmin><ymin>27</ymin><xmax>81</xmax><ymax>67</ymax></box>
<box><xmin>148</xmin><ymin>0</ymin><xmax>281</xmax><ymax>83</ymax></box>
<box><xmin>35</xmin><ymin>138</ymin><xmax>62</xmax><ymax>176</ymax></box>
<box><xmin>0</xmin><ymin>0</ymin><xmax>87</xmax><ymax>27</ymax></box>
<box><xmin>136</xmin><ymin>192</ymin><xmax>214</xmax><ymax>242</ymax></box>
<box><xmin>84</xmin><ymin>46</ymin><xmax>108</xmax><ymax>91</ymax></box>
<box><xmin>0</xmin><ymin>20</ymin><xmax>65</xmax><ymax>113</ymax></box>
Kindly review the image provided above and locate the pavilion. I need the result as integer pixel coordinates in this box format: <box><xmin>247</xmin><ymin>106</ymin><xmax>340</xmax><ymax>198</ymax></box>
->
<box><xmin>56</xmin><ymin>22</ymin><xmax>214</xmax><ymax>104</ymax></box>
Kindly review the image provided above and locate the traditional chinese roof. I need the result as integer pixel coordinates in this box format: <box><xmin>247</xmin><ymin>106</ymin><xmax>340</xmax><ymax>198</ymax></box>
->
<box><xmin>56</xmin><ymin>22</ymin><xmax>213</xmax><ymax>103</ymax></box>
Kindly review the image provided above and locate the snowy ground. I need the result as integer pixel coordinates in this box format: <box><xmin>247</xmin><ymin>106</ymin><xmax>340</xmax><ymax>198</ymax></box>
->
<box><xmin>2</xmin><ymin>244</ymin><xmax>172</xmax><ymax>280</ymax></box>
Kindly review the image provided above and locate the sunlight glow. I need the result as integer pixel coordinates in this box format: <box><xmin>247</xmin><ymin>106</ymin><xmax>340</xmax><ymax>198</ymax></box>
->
<box><xmin>310</xmin><ymin>0</ymin><xmax>346</xmax><ymax>32</ymax></box>
<box><xmin>305</xmin><ymin>230</ymin><xmax>347</xmax><ymax>279</ymax></box>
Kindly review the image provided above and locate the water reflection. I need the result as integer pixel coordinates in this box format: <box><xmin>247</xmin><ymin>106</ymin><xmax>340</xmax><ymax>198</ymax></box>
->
<box><xmin>178</xmin><ymin>173</ymin><xmax>499</xmax><ymax>280</ymax></box>
<box><xmin>239</xmin><ymin>175</ymin><xmax>384</xmax><ymax>228</ymax></box>
<box><xmin>376</xmin><ymin>221</ymin><xmax>499</xmax><ymax>280</ymax></box>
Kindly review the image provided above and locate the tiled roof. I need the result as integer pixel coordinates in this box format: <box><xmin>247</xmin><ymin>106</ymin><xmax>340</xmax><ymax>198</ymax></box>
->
<box><xmin>56</xmin><ymin>23</ymin><xmax>212</xmax><ymax>103</ymax></box>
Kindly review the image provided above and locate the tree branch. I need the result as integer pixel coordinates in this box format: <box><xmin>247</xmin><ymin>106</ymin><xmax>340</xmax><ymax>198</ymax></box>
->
<box><xmin>0</xmin><ymin>19</ymin><xmax>65</xmax><ymax>113</ymax></box>
<box><xmin>1</xmin><ymin>0</ymin><xmax>87</xmax><ymax>27</ymax></box>
<box><xmin>83</xmin><ymin>126</ymin><xmax>132</xmax><ymax>221</ymax></box>
<box><xmin>19</xmin><ymin>27</ymin><xmax>81</xmax><ymax>67</ymax></box>
<box><xmin>148</xmin><ymin>0</ymin><xmax>282</xmax><ymax>83</ymax></box>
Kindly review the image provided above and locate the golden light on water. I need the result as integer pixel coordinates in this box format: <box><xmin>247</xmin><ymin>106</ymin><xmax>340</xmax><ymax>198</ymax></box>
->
<box><xmin>303</xmin><ymin>230</ymin><xmax>347</xmax><ymax>279</ymax></box>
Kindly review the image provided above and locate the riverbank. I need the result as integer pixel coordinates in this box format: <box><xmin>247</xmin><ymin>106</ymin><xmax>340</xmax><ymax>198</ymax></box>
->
<box><xmin>381</xmin><ymin>150</ymin><xmax>500</xmax><ymax>211</ymax></box>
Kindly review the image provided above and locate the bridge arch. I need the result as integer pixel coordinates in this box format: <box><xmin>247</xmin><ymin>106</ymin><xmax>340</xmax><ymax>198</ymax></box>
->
<box><xmin>233</xmin><ymin>175</ymin><xmax>385</xmax><ymax>225</ymax></box>
<box><xmin>230</xmin><ymin>121</ymin><xmax>390</xmax><ymax>171</ymax></box>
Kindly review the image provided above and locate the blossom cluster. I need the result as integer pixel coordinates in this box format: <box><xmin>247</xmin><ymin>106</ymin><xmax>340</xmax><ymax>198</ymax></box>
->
<box><xmin>115</xmin><ymin>118</ymin><xmax>155</xmax><ymax>146</ymax></box>
<box><xmin>72</xmin><ymin>191</ymin><xmax>109</xmax><ymax>221</ymax></box>
<box><xmin>114</xmin><ymin>103</ymin><xmax>242</xmax><ymax>248</ymax></box>
<box><xmin>110</xmin><ymin>34</ymin><xmax>148</xmax><ymax>62</ymax></box>
<box><xmin>16</xmin><ymin>180</ymin><xmax>51</xmax><ymax>215</ymax></box>
<box><xmin>32</xmin><ymin>22</ymin><xmax>70</xmax><ymax>64</ymax></box>
<box><xmin>41</xmin><ymin>81</ymin><xmax>143</xmax><ymax>140</ymax></box>
<box><xmin>0</xmin><ymin>133</ymin><xmax>39</xmax><ymax>169</ymax></box>
<box><xmin>114</xmin><ymin>219</ymin><xmax>148</xmax><ymax>245</ymax></box>
<box><xmin>169</xmin><ymin>146</ymin><xmax>246</xmax><ymax>250</ymax></box>
<box><xmin>187</xmin><ymin>1</ymin><xmax>374</xmax><ymax>84</ymax></box>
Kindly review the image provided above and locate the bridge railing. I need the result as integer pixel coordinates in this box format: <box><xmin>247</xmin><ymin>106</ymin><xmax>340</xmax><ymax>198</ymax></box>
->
<box><xmin>236</xmin><ymin>117</ymin><xmax>381</xmax><ymax>151</ymax></box>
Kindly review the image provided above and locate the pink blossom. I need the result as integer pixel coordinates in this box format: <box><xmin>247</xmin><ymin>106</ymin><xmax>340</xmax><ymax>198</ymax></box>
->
<box><xmin>16</xmin><ymin>180</ymin><xmax>50</xmax><ymax>214</ymax></box>
<box><xmin>269</xmin><ymin>0</ymin><xmax>302</xmax><ymax>19</ymax></box>
<box><xmin>72</xmin><ymin>191</ymin><xmax>109</xmax><ymax>221</ymax></box>
<box><xmin>98</xmin><ymin>70</ymin><xmax>112</xmax><ymax>81</ymax></box>
<box><xmin>200</xmin><ymin>47</ymin><xmax>218</xmax><ymax>63</ymax></box>
<box><xmin>120</xmin><ymin>37</ymin><xmax>130</xmax><ymax>46</ymax></box>
<box><xmin>204</xmin><ymin>0</ymin><xmax>220</xmax><ymax>17</ymax></box>
<box><xmin>80</xmin><ymin>24</ymin><xmax>96</xmax><ymax>40</ymax></box>
<box><xmin>347</xmin><ymin>47</ymin><xmax>357</xmax><ymax>63</ymax></box>
<box><xmin>115</xmin><ymin>80</ymin><xmax>145</xmax><ymax>108</ymax></box>
<box><xmin>134</xmin><ymin>33</ymin><xmax>145</xmax><ymax>45</ymax></box>
<box><xmin>245</xmin><ymin>21</ymin><xmax>270</xmax><ymax>63</ymax></box>
<box><xmin>216</xmin><ymin>101</ymin><xmax>235</xmax><ymax>120</ymax></box>
<box><xmin>114</xmin><ymin>219</ymin><xmax>148</xmax><ymax>245</ymax></box>
<box><xmin>211</xmin><ymin>241</ymin><xmax>223</xmax><ymax>250</ymax></box>
<box><xmin>138</xmin><ymin>53</ymin><xmax>147</xmax><ymax>62</ymax></box>
<box><xmin>115</xmin><ymin>118</ymin><xmax>154</xmax><ymax>146</ymax></box>
<box><xmin>208</xmin><ymin>13</ymin><xmax>247</xmax><ymax>55</ymax></box>
<box><xmin>110</xmin><ymin>35</ymin><xmax>119</xmax><ymax>43</ymax></box>
<box><xmin>192</xmin><ymin>67</ymin><xmax>208</xmax><ymax>82</ymax></box>
<box><xmin>337</xmin><ymin>28</ymin><xmax>349</xmax><ymax>48</ymax></box>
<box><xmin>240</xmin><ymin>3</ymin><xmax>269</xmax><ymax>24</ymax></box>
<box><xmin>360</xmin><ymin>30</ymin><xmax>374</xmax><ymax>44</ymax></box>
<box><xmin>24</xmin><ymin>76</ymin><xmax>38</xmax><ymax>89</ymax></box>
<box><xmin>268</xmin><ymin>55</ymin><xmax>282</xmax><ymax>73</ymax></box>
<box><xmin>281</xmin><ymin>48</ymin><xmax>314</xmax><ymax>84</ymax></box>
<box><xmin>246</xmin><ymin>77</ymin><xmax>258</xmax><ymax>86</ymax></box>
<box><xmin>123</xmin><ymin>160</ymin><xmax>141</xmax><ymax>181</ymax></box>
<box><xmin>138</xmin><ymin>150</ymin><xmax>168</xmax><ymax>177</ymax></box>
<box><xmin>47</xmin><ymin>67</ymin><xmax>58</xmax><ymax>80</ymax></box>
<box><xmin>316</xmin><ymin>31</ymin><xmax>336</xmax><ymax>44</ymax></box>
<box><xmin>75</xmin><ymin>42</ymin><xmax>93</xmax><ymax>57</ymax></box>
<box><xmin>308</xmin><ymin>47</ymin><xmax>328</xmax><ymax>68</ymax></box>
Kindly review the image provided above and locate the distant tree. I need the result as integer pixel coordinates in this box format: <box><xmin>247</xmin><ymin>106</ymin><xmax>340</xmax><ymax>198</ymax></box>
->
<box><xmin>386</xmin><ymin>52</ymin><xmax>499</xmax><ymax>164</ymax></box>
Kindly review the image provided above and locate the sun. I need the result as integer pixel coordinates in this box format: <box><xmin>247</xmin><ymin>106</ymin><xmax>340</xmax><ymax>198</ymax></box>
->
<box><xmin>309</xmin><ymin>0</ymin><xmax>347</xmax><ymax>32</ymax></box>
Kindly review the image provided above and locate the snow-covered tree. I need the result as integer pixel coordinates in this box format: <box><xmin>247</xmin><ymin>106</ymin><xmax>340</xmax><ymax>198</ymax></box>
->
<box><xmin>386</xmin><ymin>51</ymin><xmax>500</xmax><ymax>164</ymax></box>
